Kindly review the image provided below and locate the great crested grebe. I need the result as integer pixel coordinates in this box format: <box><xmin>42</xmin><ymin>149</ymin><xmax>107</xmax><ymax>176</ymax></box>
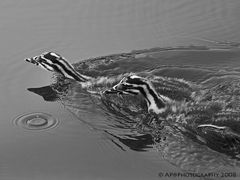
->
<box><xmin>25</xmin><ymin>52</ymin><xmax>199</xmax><ymax>132</ymax></box>
<box><xmin>25</xmin><ymin>51</ymin><xmax>240</xmax><ymax>167</ymax></box>
<box><xmin>105</xmin><ymin>75</ymin><xmax>240</xmax><ymax>155</ymax></box>
<box><xmin>25</xmin><ymin>52</ymin><xmax>197</xmax><ymax>100</ymax></box>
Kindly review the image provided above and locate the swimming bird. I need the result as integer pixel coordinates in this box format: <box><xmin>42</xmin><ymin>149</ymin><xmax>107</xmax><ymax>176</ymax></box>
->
<box><xmin>25</xmin><ymin>52</ymin><xmax>203</xmax><ymax>134</ymax></box>
<box><xmin>105</xmin><ymin>75</ymin><xmax>240</xmax><ymax>156</ymax></box>
<box><xmin>25</xmin><ymin>51</ymin><xmax>240</xmax><ymax>170</ymax></box>
<box><xmin>25</xmin><ymin>52</ymin><xmax>198</xmax><ymax>101</ymax></box>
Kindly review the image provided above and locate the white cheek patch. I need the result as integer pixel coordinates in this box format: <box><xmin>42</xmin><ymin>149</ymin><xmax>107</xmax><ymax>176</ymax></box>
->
<box><xmin>58</xmin><ymin>58</ymin><xmax>76</xmax><ymax>73</ymax></box>
<box><xmin>38</xmin><ymin>63</ymin><xmax>46</xmax><ymax>69</ymax></box>
<box><xmin>40</xmin><ymin>55</ymin><xmax>53</xmax><ymax>65</ymax></box>
<box><xmin>127</xmin><ymin>89</ymin><xmax>139</xmax><ymax>93</ymax></box>
<box><xmin>39</xmin><ymin>63</ymin><xmax>54</xmax><ymax>71</ymax></box>
<box><xmin>50</xmin><ymin>52</ymin><xmax>60</xmax><ymax>58</ymax></box>
<box><xmin>129</xmin><ymin>75</ymin><xmax>141</xmax><ymax>79</ymax></box>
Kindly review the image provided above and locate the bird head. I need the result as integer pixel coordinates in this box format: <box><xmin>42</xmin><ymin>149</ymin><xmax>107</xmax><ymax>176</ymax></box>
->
<box><xmin>106</xmin><ymin>75</ymin><xmax>167</xmax><ymax>114</ymax></box>
<box><xmin>25</xmin><ymin>52</ymin><xmax>88</xmax><ymax>82</ymax></box>
<box><xmin>111</xmin><ymin>75</ymin><xmax>149</xmax><ymax>95</ymax></box>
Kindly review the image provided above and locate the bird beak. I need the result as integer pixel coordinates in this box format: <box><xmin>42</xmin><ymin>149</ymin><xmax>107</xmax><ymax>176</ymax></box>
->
<box><xmin>104</xmin><ymin>83</ymin><xmax>137</xmax><ymax>95</ymax></box>
<box><xmin>103</xmin><ymin>87</ymin><xmax>123</xmax><ymax>95</ymax></box>
<box><xmin>25</xmin><ymin>57</ymin><xmax>39</xmax><ymax>66</ymax></box>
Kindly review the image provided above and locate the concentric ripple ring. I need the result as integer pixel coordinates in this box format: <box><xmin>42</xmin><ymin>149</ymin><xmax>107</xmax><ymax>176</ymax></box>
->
<box><xmin>14</xmin><ymin>112</ymin><xmax>59</xmax><ymax>130</ymax></box>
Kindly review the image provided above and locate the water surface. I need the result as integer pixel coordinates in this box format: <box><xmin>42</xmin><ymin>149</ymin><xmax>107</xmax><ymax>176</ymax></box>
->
<box><xmin>1</xmin><ymin>1</ymin><xmax>240</xmax><ymax>179</ymax></box>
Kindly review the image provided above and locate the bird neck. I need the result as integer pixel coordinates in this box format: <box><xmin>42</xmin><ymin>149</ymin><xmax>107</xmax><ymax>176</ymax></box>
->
<box><xmin>57</xmin><ymin>60</ymin><xmax>91</xmax><ymax>82</ymax></box>
<box><xmin>142</xmin><ymin>83</ymin><xmax>167</xmax><ymax>114</ymax></box>
<box><xmin>73</xmin><ymin>71</ymin><xmax>91</xmax><ymax>82</ymax></box>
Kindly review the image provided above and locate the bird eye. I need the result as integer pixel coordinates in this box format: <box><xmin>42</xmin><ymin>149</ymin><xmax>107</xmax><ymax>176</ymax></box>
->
<box><xmin>33</xmin><ymin>56</ymin><xmax>38</xmax><ymax>60</ymax></box>
<box><xmin>122</xmin><ymin>83</ymin><xmax>134</xmax><ymax>89</ymax></box>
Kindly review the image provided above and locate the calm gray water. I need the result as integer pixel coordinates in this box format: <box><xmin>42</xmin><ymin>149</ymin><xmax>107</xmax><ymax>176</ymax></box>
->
<box><xmin>1</xmin><ymin>1</ymin><xmax>240</xmax><ymax>179</ymax></box>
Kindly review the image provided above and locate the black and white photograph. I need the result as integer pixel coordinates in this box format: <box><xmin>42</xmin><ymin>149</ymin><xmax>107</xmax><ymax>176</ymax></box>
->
<box><xmin>1</xmin><ymin>0</ymin><xmax>240</xmax><ymax>179</ymax></box>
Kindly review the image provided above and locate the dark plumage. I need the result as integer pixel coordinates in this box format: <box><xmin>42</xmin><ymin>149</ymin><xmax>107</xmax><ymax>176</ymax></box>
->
<box><xmin>26</xmin><ymin>52</ymin><xmax>240</xmax><ymax>157</ymax></box>
<box><xmin>107</xmin><ymin>75</ymin><xmax>240</xmax><ymax>156</ymax></box>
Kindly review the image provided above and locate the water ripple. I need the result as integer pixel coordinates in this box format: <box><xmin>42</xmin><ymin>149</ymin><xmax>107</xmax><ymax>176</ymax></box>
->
<box><xmin>14</xmin><ymin>112</ymin><xmax>59</xmax><ymax>131</ymax></box>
